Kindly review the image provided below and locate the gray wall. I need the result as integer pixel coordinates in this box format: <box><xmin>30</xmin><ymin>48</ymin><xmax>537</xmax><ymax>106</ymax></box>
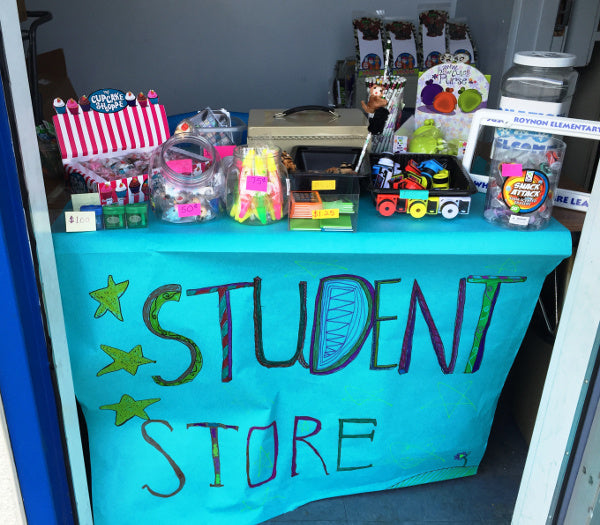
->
<box><xmin>26</xmin><ymin>0</ymin><xmax>514</xmax><ymax>116</ymax></box>
<box><xmin>455</xmin><ymin>0</ymin><xmax>515</xmax><ymax>106</ymax></box>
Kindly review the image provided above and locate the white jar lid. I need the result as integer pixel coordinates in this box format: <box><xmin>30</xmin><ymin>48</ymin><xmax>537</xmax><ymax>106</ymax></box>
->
<box><xmin>514</xmin><ymin>51</ymin><xmax>577</xmax><ymax>67</ymax></box>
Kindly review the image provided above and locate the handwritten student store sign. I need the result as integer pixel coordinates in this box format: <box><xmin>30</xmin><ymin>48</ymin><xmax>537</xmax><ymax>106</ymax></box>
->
<box><xmin>53</xmin><ymin>243</ymin><xmax>565</xmax><ymax>524</ymax></box>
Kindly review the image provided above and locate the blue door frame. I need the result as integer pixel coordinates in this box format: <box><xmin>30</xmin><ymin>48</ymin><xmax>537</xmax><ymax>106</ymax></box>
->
<box><xmin>0</xmin><ymin>59</ymin><xmax>74</xmax><ymax>524</ymax></box>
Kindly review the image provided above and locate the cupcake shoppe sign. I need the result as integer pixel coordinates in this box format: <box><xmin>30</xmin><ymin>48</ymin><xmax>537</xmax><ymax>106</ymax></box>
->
<box><xmin>52</xmin><ymin>88</ymin><xmax>169</xmax><ymax>208</ymax></box>
<box><xmin>89</xmin><ymin>88</ymin><xmax>128</xmax><ymax>113</ymax></box>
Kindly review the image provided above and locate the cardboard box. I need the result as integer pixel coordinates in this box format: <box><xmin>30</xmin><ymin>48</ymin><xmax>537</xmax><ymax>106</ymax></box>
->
<box><xmin>37</xmin><ymin>49</ymin><xmax>77</xmax><ymax>123</ymax></box>
<box><xmin>53</xmin><ymin>88</ymin><xmax>170</xmax><ymax>205</ymax></box>
<box><xmin>248</xmin><ymin>107</ymin><xmax>368</xmax><ymax>152</ymax></box>
<box><xmin>17</xmin><ymin>0</ymin><xmax>27</xmax><ymax>22</ymax></box>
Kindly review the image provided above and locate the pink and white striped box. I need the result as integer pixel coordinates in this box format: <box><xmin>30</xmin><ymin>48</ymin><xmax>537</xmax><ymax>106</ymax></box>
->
<box><xmin>53</xmin><ymin>89</ymin><xmax>170</xmax><ymax>205</ymax></box>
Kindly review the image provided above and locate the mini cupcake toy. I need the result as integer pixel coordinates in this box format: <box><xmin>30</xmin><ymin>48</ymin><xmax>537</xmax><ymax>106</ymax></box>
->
<box><xmin>137</xmin><ymin>92</ymin><xmax>148</xmax><ymax>108</ymax></box>
<box><xmin>66</xmin><ymin>98</ymin><xmax>79</xmax><ymax>115</ymax></box>
<box><xmin>125</xmin><ymin>91</ymin><xmax>136</xmax><ymax>107</ymax></box>
<box><xmin>147</xmin><ymin>90</ymin><xmax>159</xmax><ymax>105</ymax></box>
<box><xmin>78</xmin><ymin>95</ymin><xmax>91</xmax><ymax>112</ymax></box>
<box><xmin>53</xmin><ymin>98</ymin><xmax>66</xmax><ymax>114</ymax></box>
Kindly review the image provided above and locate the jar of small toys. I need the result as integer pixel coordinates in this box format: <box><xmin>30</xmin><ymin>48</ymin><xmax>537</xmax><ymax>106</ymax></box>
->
<box><xmin>226</xmin><ymin>146</ymin><xmax>289</xmax><ymax>225</ymax></box>
<box><xmin>149</xmin><ymin>133</ymin><xmax>225</xmax><ymax>223</ymax></box>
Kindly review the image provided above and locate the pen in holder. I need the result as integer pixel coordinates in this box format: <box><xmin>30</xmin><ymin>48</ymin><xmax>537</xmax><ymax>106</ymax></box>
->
<box><xmin>226</xmin><ymin>146</ymin><xmax>289</xmax><ymax>225</ymax></box>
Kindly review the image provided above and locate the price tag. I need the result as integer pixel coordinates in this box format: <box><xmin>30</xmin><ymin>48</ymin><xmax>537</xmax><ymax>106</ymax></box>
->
<box><xmin>245</xmin><ymin>175</ymin><xmax>268</xmax><ymax>192</ymax></box>
<box><xmin>167</xmin><ymin>159</ymin><xmax>193</xmax><ymax>174</ymax></box>
<box><xmin>312</xmin><ymin>180</ymin><xmax>336</xmax><ymax>191</ymax></box>
<box><xmin>501</xmin><ymin>163</ymin><xmax>522</xmax><ymax>177</ymax></box>
<box><xmin>177</xmin><ymin>202</ymin><xmax>203</xmax><ymax>218</ymax></box>
<box><xmin>312</xmin><ymin>208</ymin><xmax>339</xmax><ymax>220</ymax></box>
<box><xmin>399</xmin><ymin>189</ymin><xmax>428</xmax><ymax>200</ymax></box>
<box><xmin>65</xmin><ymin>211</ymin><xmax>96</xmax><ymax>232</ymax></box>
<box><xmin>393</xmin><ymin>135</ymin><xmax>409</xmax><ymax>153</ymax></box>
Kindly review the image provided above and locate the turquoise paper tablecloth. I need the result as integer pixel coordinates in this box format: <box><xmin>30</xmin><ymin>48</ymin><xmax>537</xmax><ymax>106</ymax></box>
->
<box><xmin>52</xmin><ymin>193</ymin><xmax>571</xmax><ymax>524</ymax></box>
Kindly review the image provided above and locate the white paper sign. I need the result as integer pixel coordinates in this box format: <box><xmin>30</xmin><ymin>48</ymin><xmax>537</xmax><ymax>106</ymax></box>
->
<box><xmin>71</xmin><ymin>192</ymin><xmax>101</xmax><ymax>211</ymax></box>
<box><xmin>65</xmin><ymin>211</ymin><xmax>97</xmax><ymax>232</ymax></box>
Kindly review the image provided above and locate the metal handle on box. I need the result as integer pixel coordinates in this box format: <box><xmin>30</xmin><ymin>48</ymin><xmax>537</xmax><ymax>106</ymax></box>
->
<box><xmin>274</xmin><ymin>106</ymin><xmax>340</xmax><ymax>120</ymax></box>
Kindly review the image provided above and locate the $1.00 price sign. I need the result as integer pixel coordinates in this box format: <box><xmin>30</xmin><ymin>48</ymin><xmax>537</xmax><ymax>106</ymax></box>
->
<box><xmin>65</xmin><ymin>211</ymin><xmax>97</xmax><ymax>232</ymax></box>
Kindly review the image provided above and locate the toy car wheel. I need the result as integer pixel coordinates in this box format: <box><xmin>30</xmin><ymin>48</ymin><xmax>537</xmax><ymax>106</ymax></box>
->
<box><xmin>409</xmin><ymin>201</ymin><xmax>427</xmax><ymax>218</ymax></box>
<box><xmin>378</xmin><ymin>199</ymin><xmax>397</xmax><ymax>217</ymax></box>
<box><xmin>441</xmin><ymin>201</ymin><xmax>459</xmax><ymax>219</ymax></box>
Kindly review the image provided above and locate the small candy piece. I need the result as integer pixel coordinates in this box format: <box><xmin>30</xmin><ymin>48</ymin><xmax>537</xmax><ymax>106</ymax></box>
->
<box><xmin>483</xmin><ymin>208</ymin><xmax>496</xmax><ymax>221</ymax></box>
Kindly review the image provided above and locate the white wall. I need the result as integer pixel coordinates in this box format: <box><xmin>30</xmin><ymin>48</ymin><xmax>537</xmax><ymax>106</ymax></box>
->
<box><xmin>0</xmin><ymin>395</ymin><xmax>27</xmax><ymax>525</ymax></box>
<box><xmin>22</xmin><ymin>0</ymin><xmax>520</xmax><ymax>116</ymax></box>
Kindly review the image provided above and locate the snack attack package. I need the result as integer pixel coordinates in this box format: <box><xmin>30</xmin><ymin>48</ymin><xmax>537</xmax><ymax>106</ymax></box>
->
<box><xmin>53</xmin><ymin>89</ymin><xmax>170</xmax><ymax>205</ymax></box>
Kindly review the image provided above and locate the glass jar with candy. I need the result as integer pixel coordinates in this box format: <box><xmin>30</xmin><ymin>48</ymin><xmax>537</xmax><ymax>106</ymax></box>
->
<box><xmin>149</xmin><ymin>133</ymin><xmax>225</xmax><ymax>223</ymax></box>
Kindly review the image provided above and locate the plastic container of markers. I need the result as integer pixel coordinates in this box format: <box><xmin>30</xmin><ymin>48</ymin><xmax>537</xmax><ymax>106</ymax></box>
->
<box><xmin>225</xmin><ymin>145</ymin><xmax>289</xmax><ymax>225</ymax></box>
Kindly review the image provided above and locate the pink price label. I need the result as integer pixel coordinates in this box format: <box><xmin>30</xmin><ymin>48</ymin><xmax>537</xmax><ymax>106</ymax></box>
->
<box><xmin>245</xmin><ymin>175</ymin><xmax>268</xmax><ymax>192</ymax></box>
<box><xmin>501</xmin><ymin>163</ymin><xmax>522</xmax><ymax>177</ymax></box>
<box><xmin>167</xmin><ymin>159</ymin><xmax>193</xmax><ymax>174</ymax></box>
<box><xmin>177</xmin><ymin>202</ymin><xmax>203</xmax><ymax>218</ymax></box>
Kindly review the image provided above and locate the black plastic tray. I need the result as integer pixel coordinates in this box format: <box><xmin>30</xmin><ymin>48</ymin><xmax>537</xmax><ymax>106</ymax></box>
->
<box><xmin>370</xmin><ymin>153</ymin><xmax>477</xmax><ymax>198</ymax></box>
<box><xmin>289</xmin><ymin>145</ymin><xmax>367</xmax><ymax>194</ymax></box>
<box><xmin>293</xmin><ymin>145</ymin><xmax>368</xmax><ymax>174</ymax></box>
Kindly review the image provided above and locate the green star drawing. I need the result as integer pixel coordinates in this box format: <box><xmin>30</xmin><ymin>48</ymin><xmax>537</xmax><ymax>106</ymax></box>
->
<box><xmin>100</xmin><ymin>394</ymin><xmax>160</xmax><ymax>426</ymax></box>
<box><xmin>89</xmin><ymin>275</ymin><xmax>129</xmax><ymax>321</ymax></box>
<box><xmin>97</xmin><ymin>344</ymin><xmax>155</xmax><ymax>377</ymax></box>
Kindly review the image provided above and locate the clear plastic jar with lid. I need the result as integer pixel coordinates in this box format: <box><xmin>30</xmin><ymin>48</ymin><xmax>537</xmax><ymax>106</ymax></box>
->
<box><xmin>149</xmin><ymin>133</ymin><xmax>225</xmax><ymax>223</ymax></box>
<box><xmin>500</xmin><ymin>51</ymin><xmax>578</xmax><ymax>119</ymax></box>
<box><xmin>497</xmin><ymin>51</ymin><xmax>578</xmax><ymax>150</ymax></box>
